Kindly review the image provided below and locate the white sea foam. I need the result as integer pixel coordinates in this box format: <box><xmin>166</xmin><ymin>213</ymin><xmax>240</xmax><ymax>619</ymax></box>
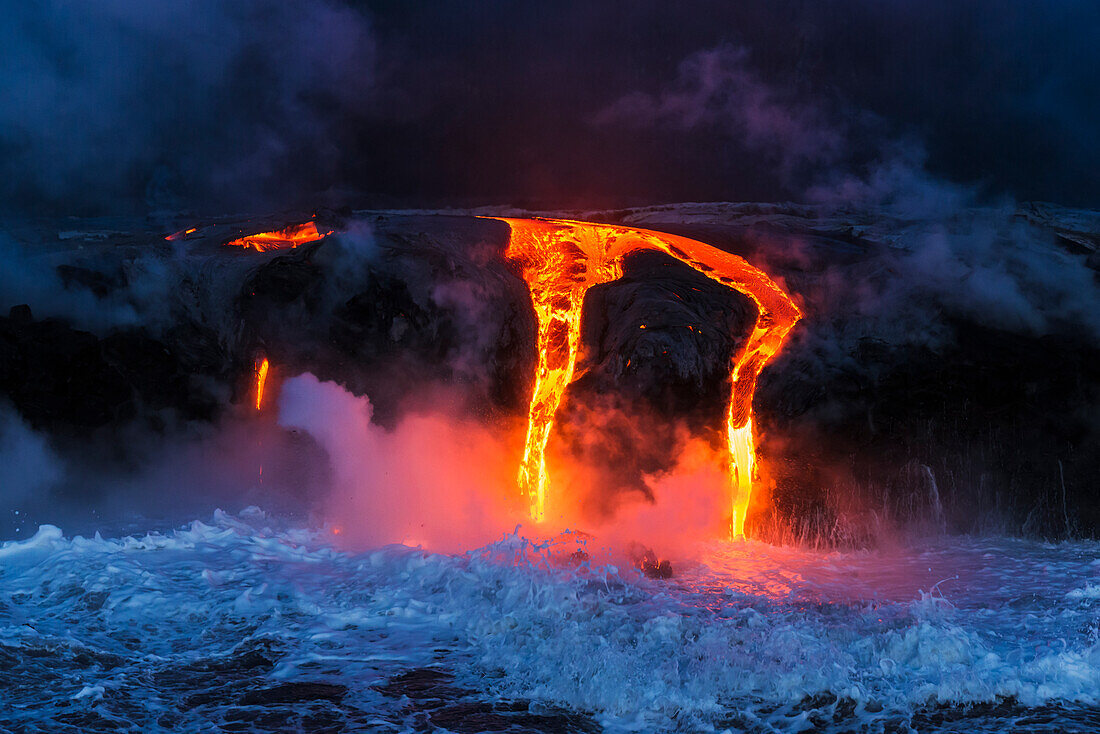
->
<box><xmin>1</xmin><ymin>512</ymin><xmax>1098</xmax><ymax>732</ymax></box>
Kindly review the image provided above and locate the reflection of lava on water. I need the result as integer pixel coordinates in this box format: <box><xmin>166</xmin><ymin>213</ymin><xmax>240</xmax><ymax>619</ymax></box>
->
<box><xmin>224</xmin><ymin>221</ymin><xmax>332</xmax><ymax>252</ymax></box>
<box><xmin>490</xmin><ymin>217</ymin><xmax>801</xmax><ymax>537</ymax></box>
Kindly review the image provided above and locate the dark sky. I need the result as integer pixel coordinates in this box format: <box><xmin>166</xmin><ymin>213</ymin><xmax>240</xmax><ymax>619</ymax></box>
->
<box><xmin>2</xmin><ymin>0</ymin><xmax>1097</xmax><ymax>215</ymax></box>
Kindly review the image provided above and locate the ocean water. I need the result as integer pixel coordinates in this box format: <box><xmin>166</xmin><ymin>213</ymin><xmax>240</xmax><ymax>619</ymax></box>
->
<box><xmin>2</xmin><ymin>509</ymin><xmax>1099</xmax><ymax>733</ymax></box>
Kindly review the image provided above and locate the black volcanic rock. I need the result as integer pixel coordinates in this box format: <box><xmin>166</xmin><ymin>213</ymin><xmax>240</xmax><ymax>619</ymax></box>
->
<box><xmin>758</xmin><ymin>320</ymin><xmax>1100</xmax><ymax>540</ymax></box>
<box><xmin>331</xmin><ymin>273</ymin><xmax>439</xmax><ymax>362</ymax></box>
<box><xmin>241</xmin><ymin>246</ymin><xmax>324</xmax><ymax>307</ymax></box>
<box><xmin>2</xmin><ymin>205</ymin><xmax>1099</xmax><ymax>541</ymax></box>
<box><xmin>0</xmin><ymin>314</ymin><xmax>132</xmax><ymax>429</ymax></box>
<box><xmin>547</xmin><ymin>250</ymin><xmax>758</xmax><ymax>510</ymax></box>
<box><xmin>226</xmin><ymin>216</ymin><xmax>536</xmax><ymax>423</ymax></box>
<box><xmin>56</xmin><ymin>264</ymin><xmax>127</xmax><ymax>298</ymax></box>
<box><xmin>573</xmin><ymin>250</ymin><xmax>755</xmax><ymax>424</ymax></box>
<box><xmin>0</xmin><ymin>313</ymin><xmax>218</xmax><ymax>432</ymax></box>
<box><xmin>100</xmin><ymin>331</ymin><xmax>217</xmax><ymax>421</ymax></box>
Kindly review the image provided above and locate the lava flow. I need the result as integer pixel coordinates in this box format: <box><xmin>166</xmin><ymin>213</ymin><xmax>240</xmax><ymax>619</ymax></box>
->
<box><xmin>493</xmin><ymin>217</ymin><xmax>801</xmax><ymax>537</ymax></box>
<box><xmin>225</xmin><ymin>221</ymin><xmax>332</xmax><ymax>252</ymax></box>
<box><xmin>254</xmin><ymin>356</ymin><xmax>269</xmax><ymax>411</ymax></box>
<box><xmin>164</xmin><ymin>227</ymin><xmax>198</xmax><ymax>241</ymax></box>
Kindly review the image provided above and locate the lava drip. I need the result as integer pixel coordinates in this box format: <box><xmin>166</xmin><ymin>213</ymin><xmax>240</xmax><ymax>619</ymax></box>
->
<box><xmin>491</xmin><ymin>217</ymin><xmax>801</xmax><ymax>537</ymax></box>
<box><xmin>254</xmin><ymin>356</ymin><xmax>270</xmax><ymax>411</ymax></box>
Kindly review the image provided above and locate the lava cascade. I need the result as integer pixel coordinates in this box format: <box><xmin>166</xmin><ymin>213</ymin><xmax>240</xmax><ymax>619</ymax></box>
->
<box><xmin>492</xmin><ymin>217</ymin><xmax>801</xmax><ymax>537</ymax></box>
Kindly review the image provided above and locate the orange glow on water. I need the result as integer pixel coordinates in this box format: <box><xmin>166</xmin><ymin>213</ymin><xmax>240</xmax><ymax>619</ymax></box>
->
<box><xmin>254</xmin><ymin>357</ymin><xmax>270</xmax><ymax>411</ymax></box>
<box><xmin>225</xmin><ymin>222</ymin><xmax>332</xmax><ymax>252</ymax></box>
<box><xmin>490</xmin><ymin>217</ymin><xmax>800</xmax><ymax>537</ymax></box>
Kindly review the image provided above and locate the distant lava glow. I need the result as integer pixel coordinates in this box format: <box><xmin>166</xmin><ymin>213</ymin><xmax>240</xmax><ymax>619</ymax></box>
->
<box><xmin>492</xmin><ymin>217</ymin><xmax>801</xmax><ymax>538</ymax></box>
<box><xmin>225</xmin><ymin>222</ymin><xmax>332</xmax><ymax>252</ymax></box>
<box><xmin>164</xmin><ymin>227</ymin><xmax>199</xmax><ymax>241</ymax></box>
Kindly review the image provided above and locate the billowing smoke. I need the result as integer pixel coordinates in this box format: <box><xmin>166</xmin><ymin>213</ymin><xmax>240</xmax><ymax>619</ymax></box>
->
<box><xmin>4</xmin><ymin>3</ymin><xmax>1099</xmax><ymax>214</ymax></box>
<box><xmin>0</xmin><ymin>406</ymin><xmax>62</xmax><ymax>527</ymax></box>
<box><xmin>274</xmin><ymin>373</ymin><xmax>739</xmax><ymax>557</ymax></box>
<box><xmin>0</xmin><ymin>0</ymin><xmax>376</xmax><ymax>216</ymax></box>
<box><xmin>0</xmin><ymin>232</ymin><xmax>192</xmax><ymax>332</ymax></box>
<box><xmin>595</xmin><ymin>43</ymin><xmax>967</xmax><ymax>217</ymax></box>
<box><xmin>595</xmin><ymin>45</ymin><xmax>847</xmax><ymax>185</ymax></box>
<box><xmin>276</xmin><ymin>374</ymin><xmax>524</xmax><ymax>552</ymax></box>
<box><xmin>0</xmin><ymin>234</ymin><xmax>118</xmax><ymax>328</ymax></box>
<box><xmin>596</xmin><ymin>43</ymin><xmax>1100</xmax><ymax>347</ymax></box>
<box><xmin>586</xmin><ymin>41</ymin><xmax>1100</xmax><ymax>540</ymax></box>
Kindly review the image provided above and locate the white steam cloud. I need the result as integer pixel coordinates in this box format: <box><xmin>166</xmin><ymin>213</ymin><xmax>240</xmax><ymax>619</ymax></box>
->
<box><xmin>0</xmin><ymin>406</ymin><xmax>62</xmax><ymax>507</ymax></box>
<box><xmin>277</xmin><ymin>373</ymin><xmax>526</xmax><ymax>552</ymax></box>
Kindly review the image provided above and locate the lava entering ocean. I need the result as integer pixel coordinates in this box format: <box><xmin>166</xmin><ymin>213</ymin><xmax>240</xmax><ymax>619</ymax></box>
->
<box><xmin>492</xmin><ymin>217</ymin><xmax>801</xmax><ymax>538</ymax></box>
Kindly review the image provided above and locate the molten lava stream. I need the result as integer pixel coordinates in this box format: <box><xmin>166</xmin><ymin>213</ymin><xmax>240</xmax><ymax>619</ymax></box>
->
<box><xmin>491</xmin><ymin>217</ymin><xmax>800</xmax><ymax>537</ymax></box>
<box><xmin>225</xmin><ymin>221</ymin><xmax>332</xmax><ymax>252</ymax></box>
<box><xmin>164</xmin><ymin>226</ymin><xmax>198</xmax><ymax>241</ymax></box>
<box><xmin>254</xmin><ymin>356</ymin><xmax>270</xmax><ymax>411</ymax></box>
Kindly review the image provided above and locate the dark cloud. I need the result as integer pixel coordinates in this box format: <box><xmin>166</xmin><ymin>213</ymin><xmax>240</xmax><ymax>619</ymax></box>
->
<box><xmin>0</xmin><ymin>0</ymin><xmax>376</xmax><ymax>216</ymax></box>
<box><xmin>594</xmin><ymin>45</ymin><xmax>847</xmax><ymax>180</ymax></box>
<box><xmin>2</xmin><ymin>0</ymin><xmax>1097</xmax><ymax>214</ymax></box>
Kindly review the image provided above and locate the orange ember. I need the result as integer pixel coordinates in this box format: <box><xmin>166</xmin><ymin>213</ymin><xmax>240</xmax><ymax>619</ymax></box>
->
<box><xmin>490</xmin><ymin>217</ymin><xmax>801</xmax><ymax>538</ymax></box>
<box><xmin>225</xmin><ymin>222</ymin><xmax>332</xmax><ymax>252</ymax></box>
<box><xmin>254</xmin><ymin>357</ymin><xmax>270</xmax><ymax>411</ymax></box>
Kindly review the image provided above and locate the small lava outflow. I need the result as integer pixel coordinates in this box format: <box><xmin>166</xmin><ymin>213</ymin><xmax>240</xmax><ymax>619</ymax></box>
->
<box><xmin>254</xmin><ymin>356</ymin><xmax>269</xmax><ymax>411</ymax></box>
<box><xmin>164</xmin><ymin>226</ymin><xmax>199</xmax><ymax>241</ymax></box>
<box><xmin>492</xmin><ymin>217</ymin><xmax>801</xmax><ymax>538</ymax></box>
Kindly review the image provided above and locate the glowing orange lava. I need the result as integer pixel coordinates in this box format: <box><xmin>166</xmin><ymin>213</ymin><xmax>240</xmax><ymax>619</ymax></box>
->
<box><xmin>164</xmin><ymin>227</ymin><xmax>198</xmax><ymax>241</ymax></box>
<box><xmin>225</xmin><ymin>222</ymin><xmax>332</xmax><ymax>252</ymax></box>
<box><xmin>491</xmin><ymin>217</ymin><xmax>801</xmax><ymax>537</ymax></box>
<box><xmin>254</xmin><ymin>357</ymin><xmax>270</xmax><ymax>411</ymax></box>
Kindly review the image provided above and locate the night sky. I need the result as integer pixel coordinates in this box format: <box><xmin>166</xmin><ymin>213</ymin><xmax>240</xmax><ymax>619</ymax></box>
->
<box><xmin>2</xmin><ymin>0</ymin><xmax>1097</xmax><ymax>215</ymax></box>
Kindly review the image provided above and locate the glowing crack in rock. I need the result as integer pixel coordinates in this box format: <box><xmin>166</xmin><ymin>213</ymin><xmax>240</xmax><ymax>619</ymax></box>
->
<box><xmin>491</xmin><ymin>217</ymin><xmax>801</xmax><ymax>537</ymax></box>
